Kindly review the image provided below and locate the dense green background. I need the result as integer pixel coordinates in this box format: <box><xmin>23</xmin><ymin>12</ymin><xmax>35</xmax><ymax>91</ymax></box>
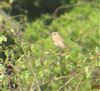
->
<box><xmin>0</xmin><ymin>0</ymin><xmax>100</xmax><ymax>91</ymax></box>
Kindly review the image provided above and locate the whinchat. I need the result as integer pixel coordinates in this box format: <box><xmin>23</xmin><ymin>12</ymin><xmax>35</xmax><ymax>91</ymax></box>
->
<box><xmin>51</xmin><ymin>32</ymin><xmax>66</xmax><ymax>49</ymax></box>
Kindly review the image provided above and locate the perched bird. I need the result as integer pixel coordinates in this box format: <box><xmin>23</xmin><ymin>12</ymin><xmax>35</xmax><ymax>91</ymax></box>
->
<box><xmin>51</xmin><ymin>32</ymin><xmax>66</xmax><ymax>49</ymax></box>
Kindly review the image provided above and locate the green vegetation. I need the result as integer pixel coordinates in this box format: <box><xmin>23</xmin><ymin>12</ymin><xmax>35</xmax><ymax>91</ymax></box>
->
<box><xmin>0</xmin><ymin>0</ymin><xmax>100</xmax><ymax>91</ymax></box>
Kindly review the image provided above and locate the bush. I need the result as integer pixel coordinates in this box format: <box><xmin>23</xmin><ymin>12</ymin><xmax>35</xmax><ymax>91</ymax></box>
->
<box><xmin>0</xmin><ymin>1</ymin><xmax>99</xmax><ymax>91</ymax></box>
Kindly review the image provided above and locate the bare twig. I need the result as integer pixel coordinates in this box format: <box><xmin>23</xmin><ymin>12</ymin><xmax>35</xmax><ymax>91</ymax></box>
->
<box><xmin>53</xmin><ymin>2</ymin><xmax>100</xmax><ymax>18</ymax></box>
<box><xmin>75</xmin><ymin>77</ymin><xmax>83</xmax><ymax>91</ymax></box>
<box><xmin>57</xmin><ymin>70</ymin><xmax>85</xmax><ymax>91</ymax></box>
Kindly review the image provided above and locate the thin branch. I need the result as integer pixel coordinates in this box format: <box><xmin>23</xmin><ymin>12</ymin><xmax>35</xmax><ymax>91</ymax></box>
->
<box><xmin>57</xmin><ymin>70</ymin><xmax>85</xmax><ymax>91</ymax></box>
<box><xmin>53</xmin><ymin>2</ymin><xmax>100</xmax><ymax>18</ymax></box>
<box><xmin>75</xmin><ymin>77</ymin><xmax>83</xmax><ymax>91</ymax></box>
<box><xmin>53</xmin><ymin>2</ymin><xmax>85</xmax><ymax>18</ymax></box>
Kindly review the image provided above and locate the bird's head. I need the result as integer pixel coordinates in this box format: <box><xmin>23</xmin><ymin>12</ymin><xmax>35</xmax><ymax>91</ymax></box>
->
<box><xmin>51</xmin><ymin>32</ymin><xmax>59</xmax><ymax>36</ymax></box>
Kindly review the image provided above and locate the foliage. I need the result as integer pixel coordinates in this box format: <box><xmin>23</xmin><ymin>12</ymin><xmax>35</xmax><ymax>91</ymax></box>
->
<box><xmin>0</xmin><ymin>1</ymin><xmax>100</xmax><ymax>91</ymax></box>
<box><xmin>0</xmin><ymin>0</ymin><xmax>80</xmax><ymax>20</ymax></box>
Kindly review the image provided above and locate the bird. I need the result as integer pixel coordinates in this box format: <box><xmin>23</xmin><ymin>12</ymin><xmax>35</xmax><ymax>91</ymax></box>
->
<box><xmin>51</xmin><ymin>32</ymin><xmax>66</xmax><ymax>49</ymax></box>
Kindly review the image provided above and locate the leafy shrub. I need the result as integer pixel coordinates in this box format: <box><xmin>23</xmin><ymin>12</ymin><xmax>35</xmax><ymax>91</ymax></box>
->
<box><xmin>22</xmin><ymin>3</ymin><xmax>99</xmax><ymax>90</ymax></box>
<box><xmin>0</xmin><ymin>2</ymin><xmax>100</xmax><ymax>91</ymax></box>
